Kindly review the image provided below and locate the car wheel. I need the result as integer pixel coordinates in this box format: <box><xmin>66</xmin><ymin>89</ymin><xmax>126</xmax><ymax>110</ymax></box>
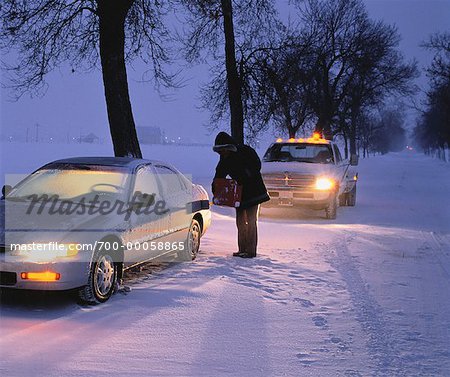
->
<box><xmin>79</xmin><ymin>250</ymin><xmax>118</xmax><ymax>305</ymax></box>
<box><xmin>185</xmin><ymin>218</ymin><xmax>201</xmax><ymax>261</ymax></box>
<box><xmin>347</xmin><ymin>185</ymin><xmax>357</xmax><ymax>207</ymax></box>
<box><xmin>325</xmin><ymin>193</ymin><xmax>338</xmax><ymax>219</ymax></box>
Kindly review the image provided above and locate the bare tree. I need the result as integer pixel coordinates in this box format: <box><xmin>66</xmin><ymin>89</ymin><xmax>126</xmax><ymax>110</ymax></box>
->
<box><xmin>422</xmin><ymin>32</ymin><xmax>450</xmax><ymax>86</ymax></box>
<box><xmin>296</xmin><ymin>0</ymin><xmax>416</xmax><ymax>153</ymax></box>
<box><xmin>248</xmin><ymin>37</ymin><xmax>316</xmax><ymax>139</ymax></box>
<box><xmin>1</xmin><ymin>0</ymin><xmax>173</xmax><ymax>157</ymax></box>
<box><xmin>414</xmin><ymin>32</ymin><xmax>450</xmax><ymax>160</ymax></box>
<box><xmin>297</xmin><ymin>0</ymin><xmax>371</xmax><ymax>138</ymax></box>
<box><xmin>181</xmin><ymin>0</ymin><xmax>280</xmax><ymax>143</ymax></box>
<box><xmin>342</xmin><ymin>21</ymin><xmax>417</xmax><ymax>155</ymax></box>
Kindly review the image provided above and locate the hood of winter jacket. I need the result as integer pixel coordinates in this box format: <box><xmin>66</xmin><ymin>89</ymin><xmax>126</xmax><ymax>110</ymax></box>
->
<box><xmin>213</xmin><ymin>132</ymin><xmax>238</xmax><ymax>153</ymax></box>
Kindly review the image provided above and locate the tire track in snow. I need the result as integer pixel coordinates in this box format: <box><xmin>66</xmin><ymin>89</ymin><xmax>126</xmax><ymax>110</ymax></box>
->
<box><xmin>427</xmin><ymin>231</ymin><xmax>450</xmax><ymax>278</ymax></box>
<box><xmin>415</xmin><ymin>231</ymin><xmax>450</xmax><ymax>373</ymax></box>
<box><xmin>326</xmin><ymin>235</ymin><xmax>404</xmax><ymax>376</ymax></box>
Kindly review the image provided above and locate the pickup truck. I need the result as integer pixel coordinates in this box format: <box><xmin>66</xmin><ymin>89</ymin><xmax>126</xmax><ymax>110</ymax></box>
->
<box><xmin>261</xmin><ymin>134</ymin><xmax>358</xmax><ymax>219</ymax></box>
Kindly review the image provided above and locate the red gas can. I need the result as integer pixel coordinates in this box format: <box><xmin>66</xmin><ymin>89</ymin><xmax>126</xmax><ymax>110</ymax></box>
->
<box><xmin>212</xmin><ymin>178</ymin><xmax>242</xmax><ymax>208</ymax></box>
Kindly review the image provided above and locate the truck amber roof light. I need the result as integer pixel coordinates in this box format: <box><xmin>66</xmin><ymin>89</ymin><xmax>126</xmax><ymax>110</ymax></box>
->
<box><xmin>274</xmin><ymin>134</ymin><xmax>329</xmax><ymax>144</ymax></box>
<box><xmin>306</xmin><ymin>132</ymin><xmax>329</xmax><ymax>144</ymax></box>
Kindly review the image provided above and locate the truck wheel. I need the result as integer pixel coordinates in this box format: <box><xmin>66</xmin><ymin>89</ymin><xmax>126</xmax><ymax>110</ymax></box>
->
<box><xmin>325</xmin><ymin>193</ymin><xmax>337</xmax><ymax>219</ymax></box>
<box><xmin>339</xmin><ymin>193</ymin><xmax>348</xmax><ymax>206</ymax></box>
<box><xmin>79</xmin><ymin>250</ymin><xmax>118</xmax><ymax>305</ymax></box>
<box><xmin>347</xmin><ymin>185</ymin><xmax>357</xmax><ymax>207</ymax></box>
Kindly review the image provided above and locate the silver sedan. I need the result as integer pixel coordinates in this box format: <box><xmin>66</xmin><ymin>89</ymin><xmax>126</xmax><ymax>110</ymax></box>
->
<box><xmin>0</xmin><ymin>157</ymin><xmax>211</xmax><ymax>304</ymax></box>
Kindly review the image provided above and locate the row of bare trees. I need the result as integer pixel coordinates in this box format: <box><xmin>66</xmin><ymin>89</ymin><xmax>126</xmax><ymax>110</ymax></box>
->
<box><xmin>413</xmin><ymin>32</ymin><xmax>450</xmax><ymax>161</ymax></box>
<box><xmin>218</xmin><ymin>0</ymin><xmax>417</xmax><ymax>157</ymax></box>
<box><xmin>1</xmin><ymin>0</ymin><xmax>418</xmax><ymax>158</ymax></box>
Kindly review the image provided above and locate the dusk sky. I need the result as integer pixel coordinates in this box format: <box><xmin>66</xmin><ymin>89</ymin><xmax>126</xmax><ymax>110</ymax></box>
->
<box><xmin>1</xmin><ymin>0</ymin><xmax>449</xmax><ymax>148</ymax></box>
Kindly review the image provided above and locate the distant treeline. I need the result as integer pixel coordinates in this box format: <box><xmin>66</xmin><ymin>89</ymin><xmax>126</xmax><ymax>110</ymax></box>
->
<box><xmin>413</xmin><ymin>32</ymin><xmax>450</xmax><ymax>162</ymax></box>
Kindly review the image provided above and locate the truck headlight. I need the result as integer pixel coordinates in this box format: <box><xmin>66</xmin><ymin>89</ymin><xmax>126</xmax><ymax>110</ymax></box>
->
<box><xmin>315</xmin><ymin>177</ymin><xmax>334</xmax><ymax>190</ymax></box>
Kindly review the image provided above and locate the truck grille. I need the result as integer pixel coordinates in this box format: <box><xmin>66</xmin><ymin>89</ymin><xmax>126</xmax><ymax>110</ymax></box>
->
<box><xmin>263</xmin><ymin>173</ymin><xmax>315</xmax><ymax>189</ymax></box>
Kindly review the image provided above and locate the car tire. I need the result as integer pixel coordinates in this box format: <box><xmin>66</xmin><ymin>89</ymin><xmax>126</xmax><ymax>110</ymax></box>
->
<box><xmin>79</xmin><ymin>249</ymin><xmax>118</xmax><ymax>305</ymax></box>
<box><xmin>325</xmin><ymin>193</ymin><xmax>338</xmax><ymax>219</ymax></box>
<box><xmin>184</xmin><ymin>218</ymin><xmax>201</xmax><ymax>261</ymax></box>
<box><xmin>347</xmin><ymin>185</ymin><xmax>357</xmax><ymax>207</ymax></box>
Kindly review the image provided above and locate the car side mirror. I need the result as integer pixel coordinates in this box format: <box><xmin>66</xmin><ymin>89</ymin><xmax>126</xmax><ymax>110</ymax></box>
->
<box><xmin>2</xmin><ymin>184</ymin><xmax>12</xmax><ymax>198</ymax></box>
<box><xmin>350</xmin><ymin>154</ymin><xmax>359</xmax><ymax>166</ymax></box>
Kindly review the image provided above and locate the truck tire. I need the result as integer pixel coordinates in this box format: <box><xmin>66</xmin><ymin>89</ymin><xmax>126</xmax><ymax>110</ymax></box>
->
<box><xmin>347</xmin><ymin>185</ymin><xmax>357</xmax><ymax>207</ymax></box>
<box><xmin>339</xmin><ymin>193</ymin><xmax>348</xmax><ymax>206</ymax></box>
<box><xmin>325</xmin><ymin>193</ymin><xmax>337</xmax><ymax>219</ymax></box>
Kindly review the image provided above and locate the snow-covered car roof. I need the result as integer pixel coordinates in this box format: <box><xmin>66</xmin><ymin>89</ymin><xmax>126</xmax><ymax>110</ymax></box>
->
<box><xmin>40</xmin><ymin>157</ymin><xmax>180</xmax><ymax>173</ymax></box>
<box><xmin>48</xmin><ymin>157</ymin><xmax>151</xmax><ymax>168</ymax></box>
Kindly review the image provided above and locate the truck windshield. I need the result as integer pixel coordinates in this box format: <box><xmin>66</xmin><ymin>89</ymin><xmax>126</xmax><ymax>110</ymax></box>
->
<box><xmin>263</xmin><ymin>143</ymin><xmax>334</xmax><ymax>164</ymax></box>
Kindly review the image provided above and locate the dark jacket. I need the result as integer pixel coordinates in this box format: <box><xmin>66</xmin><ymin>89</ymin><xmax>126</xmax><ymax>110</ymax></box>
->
<box><xmin>213</xmin><ymin>132</ymin><xmax>270</xmax><ymax>209</ymax></box>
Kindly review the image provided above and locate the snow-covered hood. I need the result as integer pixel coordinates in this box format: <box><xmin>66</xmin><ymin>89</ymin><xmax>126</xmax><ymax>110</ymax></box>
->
<box><xmin>261</xmin><ymin>161</ymin><xmax>338</xmax><ymax>178</ymax></box>
<box><xmin>0</xmin><ymin>199</ymin><xmax>128</xmax><ymax>246</ymax></box>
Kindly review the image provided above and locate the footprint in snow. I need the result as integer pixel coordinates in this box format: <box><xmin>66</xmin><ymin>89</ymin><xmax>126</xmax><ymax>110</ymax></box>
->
<box><xmin>329</xmin><ymin>336</ymin><xmax>349</xmax><ymax>351</ymax></box>
<box><xmin>263</xmin><ymin>295</ymin><xmax>288</xmax><ymax>305</ymax></box>
<box><xmin>312</xmin><ymin>315</ymin><xmax>328</xmax><ymax>328</ymax></box>
<box><xmin>264</xmin><ymin>279</ymin><xmax>280</xmax><ymax>284</ymax></box>
<box><xmin>330</xmin><ymin>336</ymin><xmax>342</xmax><ymax>344</ymax></box>
<box><xmin>293</xmin><ymin>298</ymin><xmax>315</xmax><ymax>308</ymax></box>
<box><xmin>405</xmin><ymin>331</ymin><xmax>422</xmax><ymax>342</ymax></box>
<box><xmin>295</xmin><ymin>353</ymin><xmax>316</xmax><ymax>366</ymax></box>
<box><xmin>344</xmin><ymin>370</ymin><xmax>363</xmax><ymax>377</ymax></box>
<box><xmin>117</xmin><ymin>285</ymin><xmax>132</xmax><ymax>294</ymax></box>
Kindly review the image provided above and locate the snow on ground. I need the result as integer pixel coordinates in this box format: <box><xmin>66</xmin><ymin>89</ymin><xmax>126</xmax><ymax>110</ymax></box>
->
<box><xmin>1</xmin><ymin>143</ymin><xmax>450</xmax><ymax>376</ymax></box>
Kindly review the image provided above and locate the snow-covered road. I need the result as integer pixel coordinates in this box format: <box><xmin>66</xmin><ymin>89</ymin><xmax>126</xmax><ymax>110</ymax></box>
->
<box><xmin>1</xmin><ymin>151</ymin><xmax>450</xmax><ymax>376</ymax></box>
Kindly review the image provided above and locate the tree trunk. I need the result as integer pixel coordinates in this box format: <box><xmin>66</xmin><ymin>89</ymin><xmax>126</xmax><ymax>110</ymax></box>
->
<box><xmin>288</xmin><ymin>122</ymin><xmax>297</xmax><ymax>139</ymax></box>
<box><xmin>283</xmin><ymin>104</ymin><xmax>296</xmax><ymax>139</ymax></box>
<box><xmin>98</xmin><ymin>0</ymin><xmax>142</xmax><ymax>158</ymax></box>
<box><xmin>315</xmin><ymin>117</ymin><xmax>332</xmax><ymax>140</ymax></box>
<box><xmin>349</xmin><ymin>114</ymin><xmax>357</xmax><ymax>156</ymax></box>
<box><xmin>221</xmin><ymin>0</ymin><xmax>244</xmax><ymax>144</ymax></box>
<box><xmin>343</xmin><ymin>131</ymin><xmax>348</xmax><ymax>159</ymax></box>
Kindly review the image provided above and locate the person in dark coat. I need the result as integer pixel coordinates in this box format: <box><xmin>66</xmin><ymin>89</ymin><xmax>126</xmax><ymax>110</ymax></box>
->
<box><xmin>212</xmin><ymin>132</ymin><xmax>270</xmax><ymax>258</ymax></box>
